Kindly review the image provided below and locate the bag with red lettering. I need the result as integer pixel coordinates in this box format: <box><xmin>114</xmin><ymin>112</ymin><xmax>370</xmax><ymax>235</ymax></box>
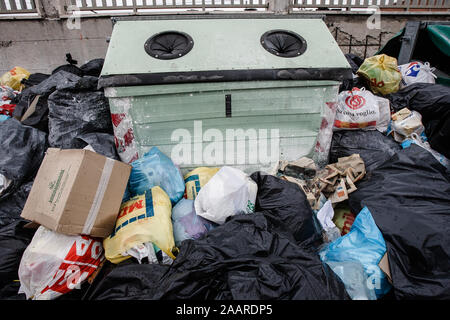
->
<box><xmin>18</xmin><ymin>226</ymin><xmax>104</xmax><ymax>300</ymax></box>
<box><xmin>333</xmin><ymin>88</ymin><xmax>390</xmax><ymax>132</ymax></box>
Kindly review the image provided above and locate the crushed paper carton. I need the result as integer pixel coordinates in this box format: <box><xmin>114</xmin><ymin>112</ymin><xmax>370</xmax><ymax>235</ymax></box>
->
<box><xmin>21</xmin><ymin>148</ymin><xmax>131</xmax><ymax>238</ymax></box>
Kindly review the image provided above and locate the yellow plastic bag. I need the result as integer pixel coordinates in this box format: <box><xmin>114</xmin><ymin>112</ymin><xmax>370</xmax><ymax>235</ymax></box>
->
<box><xmin>103</xmin><ymin>186</ymin><xmax>176</xmax><ymax>264</ymax></box>
<box><xmin>357</xmin><ymin>54</ymin><xmax>402</xmax><ymax>96</ymax></box>
<box><xmin>184</xmin><ymin>167</ymin><xmax>220</xmax><ymax>200</ymax></box>
<box><xmin>0</xmin><ymin>67</ymin><xmax>30</xmax><ymax>91</ymax></box>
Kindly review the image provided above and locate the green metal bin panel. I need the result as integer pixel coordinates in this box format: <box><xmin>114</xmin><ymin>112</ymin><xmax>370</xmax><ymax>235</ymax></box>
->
<box><xmin>99</xmin><ymin>18</ymin><xmax>351</xmax><ymax>87</ymax></box>
<box><xmin>106</xmin><ymin>80</ymin><xmax>340</xmax><ymax>174</ymax></box>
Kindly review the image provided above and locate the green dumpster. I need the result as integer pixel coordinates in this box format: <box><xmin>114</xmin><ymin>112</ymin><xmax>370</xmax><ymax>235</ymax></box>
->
<box><xmin>99</xmin><ymin>16</ymin><xmax>351</xmax><ymax>174</ymax></box>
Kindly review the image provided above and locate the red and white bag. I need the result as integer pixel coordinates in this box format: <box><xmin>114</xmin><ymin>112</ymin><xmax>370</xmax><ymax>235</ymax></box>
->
<box><xmin>333</xmin><ymin>87</ymin><xmax>390</xmax><ymax>133</ymax></box>
<box><xmin>18</xmin><ymin>226</ymin><xmax>104</xmax><ymax>300</ymax></box>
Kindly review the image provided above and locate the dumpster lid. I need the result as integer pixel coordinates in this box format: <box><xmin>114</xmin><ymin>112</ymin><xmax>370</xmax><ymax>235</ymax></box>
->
<box><xmin>99</xmin><ymin>18</ymin><xmax>351</xmax><ymax>88</ymax></box>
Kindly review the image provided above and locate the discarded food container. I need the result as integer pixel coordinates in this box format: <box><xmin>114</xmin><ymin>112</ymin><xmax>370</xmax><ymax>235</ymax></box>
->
<box><xmin>99</xmin><ymin>16</ymin><xmax>351</xmax><ymax>173</ymax></box>
<box><xmin>20</xmin><ymin>148</ymin><xmax>131</xmax><ymax>238</ymax></box>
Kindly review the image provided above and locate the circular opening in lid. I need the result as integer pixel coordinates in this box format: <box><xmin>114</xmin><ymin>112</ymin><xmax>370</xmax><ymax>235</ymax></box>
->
<box><xmin>144</xmin><ymin>31</ymin><xmax>194</xmax><ymax>60</ymax></box>
<box><xmin>260</xmin><ymin>30</ymin><xmax>307</xmax><ymax>58</ymax></box>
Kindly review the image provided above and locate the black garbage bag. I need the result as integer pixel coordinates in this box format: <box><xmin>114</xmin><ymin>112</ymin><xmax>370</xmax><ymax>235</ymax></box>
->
<box><xmin>11</xmin><ymin>71</ymin><xmax>84</xmax><ymax>133</ymax></box>
<box><xmin>74</xmin><ymin>132</ymin><xmax>120</xmax><ymax>160</ymax></box>
<box><xmin>330</xmin><ymin>130</ymin><xmax>402</xmax><ymax>172</ymax></box>
<box><xmin>80</xmin><ymin>58</ymin><xmax>104</xmax><ymax>77</ymax></box>
<box><xmin>19</xmin><ymin>73</ymin><xmax>50</xmax><ymax>90</ymax></box>
<box><xmin>250</xmin><ymin>172</ymin><xmax>323</xmax><ymax>248</ymax></box>
<box><xmin>0</xmin><ymin>219</ymin><xmax>36</xmax><ymax>299</ymax></box>
<box><xmin>348</xmin><ymin>145</ymin><xmax>450</xmax><ymax>300</ymax></box>
<box><xmin>87</xmin><ymin>211</ymin><xmax>350</xmax><ymax>300</ymax></box>
<box><xmin>345</xmin><ymin>54</ymin><xmax>364</xmax><ymax>74</ymax></box>
<box><xmin>386</xmin><ymin>83</ymin><xmax>450</xmax><ymax>159</ymax></box>
<box><xmin>0</xmin><ymin>180</ymin><xmax>33</xmax><ymax>228</ymax></box>
<box><xmin>0</xmin><ymin>118</ymin><xmax>47</xmax><ymax>201</ymax></box>
<box><xmin>47</xmin><ymin>73</ymin><xmax>114</xmax><ymax>149</ymax></box>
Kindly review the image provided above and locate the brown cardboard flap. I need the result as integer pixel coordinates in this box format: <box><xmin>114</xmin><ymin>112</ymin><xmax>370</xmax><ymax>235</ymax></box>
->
<box><xmin>23</xmin><ymin>221</ymin><xmax>40</xmax><ymax>229</ymax></box>
<box><xmin>378</xmin><ymin>252</ymin><xmax>393</xmax><ymax>284</ymax></box>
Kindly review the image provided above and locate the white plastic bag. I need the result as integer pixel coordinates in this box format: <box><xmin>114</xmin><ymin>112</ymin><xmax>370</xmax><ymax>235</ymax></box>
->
<box><xmin>333</xmin><ymin>88</ymin><xmax>390</xmax><ymax>133</ymax></box>
<box><xmin>316</xmin><ymin>200</ymin><xmax>341</xmax><ymax>243</ymax></box>
<box><xmin>18</xmin><ymin>226</ymin><xmax>104</xmax><ymax>300</ymax></box>
<box><xmin>398</xmin><ymin>61</ymin><xmax>436</xmax><ymax>89</ymax></box>
<box><xmin>194</xmin><ymin>166</ymin><xmax>258</xmax><ymax>225</ymax></box>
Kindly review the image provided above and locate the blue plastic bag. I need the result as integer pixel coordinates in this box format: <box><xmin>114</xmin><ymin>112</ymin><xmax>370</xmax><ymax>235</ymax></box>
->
<box><xmin>0</xmin><ymin>115</ymin><xmax>10</xmax><ymax>122</ymax></box>
<box><xmin>172</xmin><ymin>198</ymin><xmax>216</xmax><ymax>246</ymax></box>
<box><xmin>319</xmin><ymin>206</ymin><xmax>391</xmax><ymax>299</ymax></box>
<box><xmin>128</xmin><ymin>147</ymin><xmax>185</xmax><ymax>205</ymax></box>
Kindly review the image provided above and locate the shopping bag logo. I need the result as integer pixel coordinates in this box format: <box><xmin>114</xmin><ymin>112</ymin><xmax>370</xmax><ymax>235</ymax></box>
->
<box><xmin>405</xmin><ymin>62</ymin><xmax>420</xmax><ymax>78</ymax></box>
<box><xmin>345</xmin><ymin>95</ymin><xmax>366</xmax><ymax>110</ymax></box>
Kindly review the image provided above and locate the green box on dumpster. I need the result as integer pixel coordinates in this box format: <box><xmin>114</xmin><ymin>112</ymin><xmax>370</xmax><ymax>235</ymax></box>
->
<box><xmin>99</xmin><ymin>16</ymin><xmax>351</xmax><ymax>174</ymax></box>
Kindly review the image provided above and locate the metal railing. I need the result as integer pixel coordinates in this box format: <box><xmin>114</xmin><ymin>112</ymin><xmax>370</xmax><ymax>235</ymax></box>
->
<box><xmin>0</xmin><ymin>0</ymin><xmax>38</xmax><ymax>13</ymax></box>
<box><xmin>0</xmin><ymin>0</ymin><xmax>449</xmax><ymax>16</ymax></box>
<box><xmin>70</xmin><ymin>0</ymin><xmax>269</xmax><ymax>11</ymax></box>
<box><xmin>291</xmin><ymin>0</ymin><xmax>450</xmax><ymax>10</ymax></box>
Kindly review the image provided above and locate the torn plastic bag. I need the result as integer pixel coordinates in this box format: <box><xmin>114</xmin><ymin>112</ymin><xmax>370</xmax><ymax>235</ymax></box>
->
<box><xmin>319</xmin><ymin>207</ymin><xmax>391</xmax><ymax>299</ymax></box>
<box><xmin>128</xmin><ymin>147</ymin><xmax>185</xmax><ymax>205</ymax></box>
<box><xmin>47</xmin><ymin>74</ymin><xmax>113</xmax><ymax>149</ymax></box>
<box><xmin>250</xmin><ymin>172</ymin><xmax>322</xmax><ymax>248</ymax></box>
<box><xmin>18</xmin><ymin>226</ymin><xmax>104</xmax><ymax>300</ymax></box>
<box><xmin>195</xmin><ymin>166</ymin><xmax>257</xmax><ymax>225</ymax></box>
<box><xmin>386</xmin><ymin>83</ymin><xmax>450</xmax><ymax>159</ymax></box>
<box><xmin>330</xmin><ymin>130</ymin><xmax>401</xmax><ymax>172</ymax></box>
<box><xmin>348</xmin><ymin>145</ymin><xmax>450</xmax><ymax>299</ymax></box>
<box><xmin>87</xmin><ymin>212</ymin><xmax>350</xmax><ymax>300</ymax></box>
<box><xmin>80</xmin><ymin>58</ymin><xmax>104</xmax><ymax>77</ymax></box>
<box><xmin>0</xmin><ymin>118</ymin><xmax>48</xmax><ymax>200</ymax></box>
<box><xmin>0</xmin><ymin>220</ymin><xmax>36</xmax><ymax>291</ymax></box>
<box><xmin>172</xmin><ymin>198</ymin><xmax>217</xmax><ymax>246</ymax></box>
<box><xmin>0</xmin><ymin>180</ymin><xmax>33</xmax><ymax>228</ymax></box>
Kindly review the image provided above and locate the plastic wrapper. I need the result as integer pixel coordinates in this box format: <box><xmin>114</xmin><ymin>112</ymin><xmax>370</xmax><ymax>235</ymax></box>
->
<box><xmin>319</xmin><ymin>206</ymin><xmax>391</xmax><ymax>299</ymax></box>
<box><xmin>0</xmin><ymin>67</ymin><xmax>30</xmax><ymax>91</ymax></box>
<box><xmin>326</xmin><ymin>261</ymin><xmax>377</xmax><ymax>300</ymax></box>
<box><xmin>357</xmin><ymin>54</ymin><xmax>402</xmax><ymax>96</ymax></box>
<box><xmin>313</xmin><ymin>100</ymin><xmax>337</xmax><ymax>168</ymax></box>
<box><xmin>128</xmin><ymin>147</ymin><xmax>185</xmax><ymax>205</ymax></box>
<box><xmin>184</xmin><ymin>167</ymin><xmax>219</xmax><ymax>200</ymax></box>
<box><xmin>333</xmin><ymin>87</ymin><xmax>390</xmax><ymax>132</ymax></box>
<box><xmin>18</xmin><ymin>226</ymin><xmax>104</xmax><ymax>300</ymax></box>
<box><xmin>398</xmin><ymin>61</ymin><xmax>436</xmax><ymax>88</ymax></box>
<box><xmin>389</xmin><ymin>108</ymin><xmax>425</xmax><ymax>142</ymax></box>
<box><xmin>103</xmin><ymin>186</ymin><xmax>177</xmax><ymax>264</ymax></box>
<box><xmin>316</xmin><ymin>200</ymin><xmax>341</xmax><ymax>243</ymax></box>
<box><xmin>194</xmin><ymin>166</ymin><xmax>257</xmax><ymax>225</ymax></box>
<box><xmin>172</xmin><ymin>198</ymin><xmax>216</xmax><ymax>246</ymax></box>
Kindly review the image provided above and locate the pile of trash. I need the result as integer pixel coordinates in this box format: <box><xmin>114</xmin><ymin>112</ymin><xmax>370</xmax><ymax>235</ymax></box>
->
<box><xmin>0</xmin><ymin>52</ymin><xmax>449</xmax><ymax>301</ymax></box>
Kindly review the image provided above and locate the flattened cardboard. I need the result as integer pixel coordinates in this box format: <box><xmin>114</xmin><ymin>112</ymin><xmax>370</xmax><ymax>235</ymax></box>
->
<box><xmin>21</xmin><ymin>148</ymin><xmax>131</xmax><ymax>238</ymax></box>
<box><xmin>378</xmin><ymin>252</ymin><xmax>393</xmax><ymax>284</ymax></box>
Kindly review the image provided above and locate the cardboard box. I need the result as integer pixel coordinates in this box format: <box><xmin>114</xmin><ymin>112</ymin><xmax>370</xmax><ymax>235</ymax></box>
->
<box><xmin>21</xmin><ymin>148</ymin><xmax>131</xmax><ymax>238</ymax></box>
